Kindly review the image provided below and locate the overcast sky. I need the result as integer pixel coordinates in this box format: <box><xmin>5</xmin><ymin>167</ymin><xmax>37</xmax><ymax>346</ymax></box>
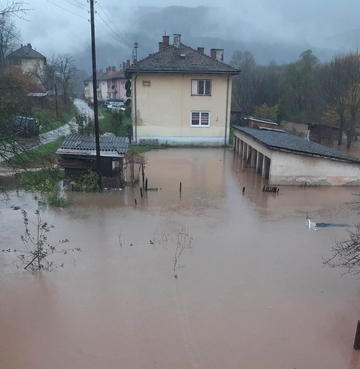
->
<box><xmin>14</xmin><ymin>0</ymin><xmax>360</xmax><ymax>57</ymax></box>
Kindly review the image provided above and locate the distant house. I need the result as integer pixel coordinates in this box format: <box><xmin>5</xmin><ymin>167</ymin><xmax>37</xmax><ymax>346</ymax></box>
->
<box><xmin>84</xmin><ymin>65</ymin><xmax>129</xmax><ymax>102</ymax></box>
<box><xmin>283</xmin><ymin>121</ymin><xmax>339</xmax><ymax>145</ymax></box>
<box><xmin>56</xmin><ymin>134</ymin><xmax>128</xmax><ymax>185</ymax></box>
<box><xmin>243</xmin><ymin>117</ymin><xmax>279</xmax><ymax>129</ymax></box>
<box><xmin>233</xmin><ymin>126</ymin><xmax>360</xmax><ymax>186</ymax></box>
<box><xmin>125</xmin><ymin>34</ymin><xmax>241</xmax><ymax>146</ymax></box>
<box><xmin>7</xmin><ymin>43</ymin><xmax>47</xmax><ymax>90</ymax></box>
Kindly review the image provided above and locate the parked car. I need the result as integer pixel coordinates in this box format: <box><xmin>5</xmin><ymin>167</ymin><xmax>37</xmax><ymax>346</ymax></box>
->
<box><xmin>87</xmin><ymin>98</ymin><xmax>104</xmax><ymax>107</ymax></box>
<box><xmin>103</xmin><ymin>99</ymin><xmax>124</xmax><ymax>108</ymax></box>
<box><xmin>13</xmin><ymin>116</ymin><xmax>40</xmax><ymax>138</ymax></box>
<box><xmin>108</xmin><ymin>101</ymin><xmax>126</xmax><ymax>111</ymax></box>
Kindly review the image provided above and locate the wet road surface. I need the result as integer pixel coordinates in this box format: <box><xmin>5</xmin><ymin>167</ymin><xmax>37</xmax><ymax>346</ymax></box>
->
<box><xmin>1</xmin><ymin>148</ymin><xmax>360</xmax><ymax>369</ymax></box>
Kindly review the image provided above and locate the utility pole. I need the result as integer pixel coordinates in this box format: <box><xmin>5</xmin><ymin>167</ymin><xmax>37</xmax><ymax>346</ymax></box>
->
<box><xmin>89</xmin><ymin>0</ymin><xmax>102</xmax><ymax>189</ymax></box>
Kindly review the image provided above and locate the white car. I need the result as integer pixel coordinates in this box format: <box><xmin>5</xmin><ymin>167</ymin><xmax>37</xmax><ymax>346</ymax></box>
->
<box><xmin>108</xmin><ymin>102</ymin><xmax>126</xmax><ymax>111</ymax></box>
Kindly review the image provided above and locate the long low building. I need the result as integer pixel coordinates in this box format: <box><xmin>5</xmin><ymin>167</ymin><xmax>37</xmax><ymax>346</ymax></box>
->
<box><xmin>233</xmin><ymin>126</ymin><xmax>360</xmax><ymax>186</ymax></box>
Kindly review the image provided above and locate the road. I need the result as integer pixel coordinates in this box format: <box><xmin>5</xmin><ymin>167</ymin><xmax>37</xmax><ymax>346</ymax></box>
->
<box><xmin>0</xmin><ymin>99</ymin><xmax>95</xmax><ymax>164</ymax></box>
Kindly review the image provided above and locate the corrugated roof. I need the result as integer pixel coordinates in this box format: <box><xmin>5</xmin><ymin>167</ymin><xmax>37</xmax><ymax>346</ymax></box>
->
<box><xmin>233</xmin><ymin>126</ymin><xmax>360</xmax><ymax>164</ymax></box>
<box><xmin>56</xmin><ymin>134</ymin><xmax>128</xmax><ymax>158</ymax></box>
<box><xmin>7</xmin><ymin>44</ymin><xmax>46</xmax><ymax>60</ymax></box>
<box><xmin>125</xmin><ymin>44</ymin><xmax>240</xmax><ymax>75</ymax></box>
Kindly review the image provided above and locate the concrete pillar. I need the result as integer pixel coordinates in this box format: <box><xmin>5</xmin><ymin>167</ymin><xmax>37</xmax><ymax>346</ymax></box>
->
<box><xmin>256</xmin><ymin>152</ymin><xmax>261</xmax><ymax>173</ymax></box>
<box><xmin>239</xmin><ymin>139</ymin><xmax>243</xmax><ymax>156</ymax></box>
<box><xmin>246</xmin><ymin>144</ymin><xmax>251</xmax><ymax>162</ymax></box>
<box><xmin>262</xmin><ymin>156</ymin><xmax>270</xmax><ymax>180</ymax></box>
<box><xmin>250</xmin><ymin>148</ymin><xmax>257</xmax><ymax>168</ymax></box>
<box><xmin>258</xmin><ymin>153</ymin><xmax>263</xmax><ymax>175</ymax></box>
<box><xmin>242</xmin><ymin>142</ymin><xmax>247</xmax><ymax>158</ymax></box>
<box><xmin>262</xmin><ymin>156</ymin><xmax>267</xmax><ymax>178</ymax></box>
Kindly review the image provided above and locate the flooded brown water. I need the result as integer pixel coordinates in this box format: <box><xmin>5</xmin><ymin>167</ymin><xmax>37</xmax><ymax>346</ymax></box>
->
<box><xmin>1</xmin><ymin>148</ymin><xmax>360</xmax><ymax>369</ymax></box>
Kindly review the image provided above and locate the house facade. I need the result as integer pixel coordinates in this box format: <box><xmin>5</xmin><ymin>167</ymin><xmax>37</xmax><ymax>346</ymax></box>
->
<box><xmin>125</xmin><ymin>34</ymin><xmax>240</xmax><ymax>146</ymax></box>
<box><xmin>233</xmin><ymin>126</ymin><xmax>360</xmax><ymax>186</ymax></box>
<box><xmin>7</xmin><ymin>43</ymin><xmax>47</xmax><ymax>90</ymax></box>
<box><xmin>84</xmin><ymin>65</ymin><xmax>128</xmax><ymax>102</ymax></box>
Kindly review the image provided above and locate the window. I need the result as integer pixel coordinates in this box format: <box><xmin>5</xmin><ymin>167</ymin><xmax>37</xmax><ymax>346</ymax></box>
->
<box><xmin>191</xmin><ymin>111</ymin><xmax>210</xmax><ymax>127</ymax></box>
<box><xmin>191</xmin><ymin>79</ymin><xmax>211</xmax><ymax>95</ymax></box>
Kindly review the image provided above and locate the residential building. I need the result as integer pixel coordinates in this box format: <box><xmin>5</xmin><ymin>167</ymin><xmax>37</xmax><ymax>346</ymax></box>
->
<box><xmin>7</xmin><ymin>43</ymin><xmax>47</xmax><ymax>90</ymax></box>
<box><xmin>84</xmin><ymin>65</ymin><xmax>129</xmax><ymax>102</ymax></box>
<box><xmin>125</xmin><ymin>34</ymin><xmax>241</xmax><ymax>146</ymax></box>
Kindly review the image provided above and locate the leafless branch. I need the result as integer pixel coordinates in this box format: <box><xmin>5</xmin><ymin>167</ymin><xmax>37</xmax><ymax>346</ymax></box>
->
<box><xmin>323</xmin><ymin>224</ymin><xmax>360</xmax><ymax>276</ymax></box>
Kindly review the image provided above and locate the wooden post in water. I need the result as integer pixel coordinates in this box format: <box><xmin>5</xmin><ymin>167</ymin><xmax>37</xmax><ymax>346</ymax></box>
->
<box><xmin>140</xmin><ymin>188</ymin><xmax>143</xmax><ymax>198</ymax></box>
<box><xmin>354</xmin><ymin>321</ymin><xmax>360</xmax><ymax>349</ymax></box>
<box><xmin>242</xmin><ymin>186</ymin><xmax>245</xmax><ymax>194</ymax></box>
<box><xmin>142</xmin><ymin>164</ymin><xmax>145</xmax><ymax>189</ymax></box>
<box><xmin>145</xmin><ymin>178</ymin><xmax>148</xmax><ymax>191</ymax></box>
<box><xmin>180</xmin><ymin>182</ymin><xmax>182</xmax><ymax>192</ymax></box>
<box><xmin>134</xmin><ymin>199</ymin><xmax>137</xmax><ymax>205</ymax></box>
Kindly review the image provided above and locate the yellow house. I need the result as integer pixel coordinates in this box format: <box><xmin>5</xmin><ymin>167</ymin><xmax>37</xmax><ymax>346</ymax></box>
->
<box><xmin>125</xmin><ymin>34</ymin><xmax>240</xmax><ymax>146</ymax></box>
<box><xmin>7</xmin><ymin>43</ymin><xmax>47</xmax><ymax>90</ymax></box>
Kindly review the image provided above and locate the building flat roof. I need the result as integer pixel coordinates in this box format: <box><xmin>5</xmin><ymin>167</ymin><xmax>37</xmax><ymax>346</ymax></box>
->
<box><xmin>233</xmin><ymin>126</ymin><xmax>360</xmax><ymax>164</ymax></box>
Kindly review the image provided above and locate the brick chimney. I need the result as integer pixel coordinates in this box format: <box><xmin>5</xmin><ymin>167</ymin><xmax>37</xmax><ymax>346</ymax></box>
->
<box><xmin>173</xmin><ymin>34</ymin><xmax>181</xmax><ymax>48</ymax></box>
<box><xmin>158</xmin><ymin>42</ymin><xmax>163</xmax><ymax>51</ymax></box>
<box><xmin>210</xmin><ymin>48</ymin><xmax>224</xmax><ymax>62</ymax></box>
<box><xmin>27</xmin><ymin>43</ymin><xmax>32</xmax><ymax>48</ymax></box>
<box><xmin>197</xmin><ymin>47</ymin><xmax>204</xmax><ymax>54</ymax></box>
<box><xmin>123</xmin><ymin>62</ymin><xmax>126</xmax><ymax>69</ymax></box>
<box><xmin>163</xmin><ymin>35</ymin><xmax>170</xmax><ymax>47</ymax></box>
<box><xmin>126</xmin><ymin>60</ymin><xmax>130</xmax><ymax>67</ymax></box>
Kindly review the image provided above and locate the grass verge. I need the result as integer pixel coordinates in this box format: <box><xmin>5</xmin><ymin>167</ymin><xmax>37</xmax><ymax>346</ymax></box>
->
<box><xmin>7</xmin><ymin>136</ymin><xmax>64</xmax><ymax>167</ymax></box>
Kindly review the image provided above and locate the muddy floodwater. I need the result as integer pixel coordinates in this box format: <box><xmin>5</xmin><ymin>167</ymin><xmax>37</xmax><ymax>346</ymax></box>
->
<box><xmin>2</xmin><ymin>148</ymin><xmax>360</xmax><ymax>369</ymax></box>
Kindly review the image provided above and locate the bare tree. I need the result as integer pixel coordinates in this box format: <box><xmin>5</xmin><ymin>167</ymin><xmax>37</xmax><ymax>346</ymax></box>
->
<box><xmin>0</xmin><ymin>1</ymin><xmax>32</xmax><ymax>67</ymax></box>
<box><xmin>323</xmin><ymin>224</ymin><xmax>360</xmax><ymax>276</ymax></box>
<box><xmin>0</xmin><ymin>13</ymin><xmax>20</xmax><ymax>67</ymax></box>
<box><xmin>54</xmin><ymin>53</ymin><xmax>77</xmax><ymax>104</ymax></box>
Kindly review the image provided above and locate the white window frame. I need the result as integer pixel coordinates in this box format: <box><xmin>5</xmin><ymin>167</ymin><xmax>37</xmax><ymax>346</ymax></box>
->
<box><xmin>191</xmin><ymin>79</ymin><xmax>211</xmax><ymax>96</ymax></box>
<box><xmin>190</xmin><ymin>111</ymin><xmax>210</xmax><ymax>127</ymax></box>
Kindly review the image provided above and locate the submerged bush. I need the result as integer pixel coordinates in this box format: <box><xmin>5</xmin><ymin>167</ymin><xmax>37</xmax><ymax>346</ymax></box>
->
<box><xmin>17</xmin><ymin>168</ymin><xmax>72</xmax><ymax>207</ymax></box>
<box><xmin>72</xmin><ymin>170</ymin><xmax>100</xmax><ymax>192</ymax></box>
<box><xmin>18</xmin><ymin>167</ymin><xmax>64</xmax><ymax>191</ymax></box>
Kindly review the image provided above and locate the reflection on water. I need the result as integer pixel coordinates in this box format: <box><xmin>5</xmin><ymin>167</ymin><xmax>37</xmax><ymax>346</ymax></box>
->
<box><xmin>1</xmin><ymin>148</ymin><xmax>360</xmax><ymax>369</ymax></box>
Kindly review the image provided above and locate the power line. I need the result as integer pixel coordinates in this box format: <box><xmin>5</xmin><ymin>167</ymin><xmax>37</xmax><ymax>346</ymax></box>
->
<box><xmin>95</xmin><ymin>9</ymin><xmax>133</xmax><ymax>48</ymax></box>
<box><xmin>63</xmin><ymin>0</ymin><xmax>88</xmax><ymax>11</ymax></box>
<box><xmin>96</xmin><ymin>3</ymin><xmax>133</xmax><ymax>48</ymax></box>
<box><xmin>95</xmin><ymin>19</ymin><xmax>129</xmax><ymax>47</ymax></box>
<box><xmin>71</xmin><ymin>0</ymin><xmax>88</xmax><ymax>8</ymax></box>
<box><xmin>47</xmin><ymin>0</ymin><xmax>88</xmax><ymax>20</ymax></box>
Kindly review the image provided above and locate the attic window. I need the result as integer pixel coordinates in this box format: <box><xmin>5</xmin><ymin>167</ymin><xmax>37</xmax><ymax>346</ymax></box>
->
<box><xmin>180</xmin><ymin>54</ymin><xmax>186</xmax><ymax>58</ymax></box>
<box><xmin>143</xmin><ymin>80</ymin><xmax>151</xmax><ymax>86</ymax></box>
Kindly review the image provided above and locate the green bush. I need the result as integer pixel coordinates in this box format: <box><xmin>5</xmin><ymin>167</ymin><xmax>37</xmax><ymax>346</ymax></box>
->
<box><xmin>18</xmin><ymin>167</ymin><xmax>64</xmax><ymax>191</ymax></box>
<box><xmin>72</xmin><ymin>170</ymin><xmax>100</xmax><ymax>192</ymax></box>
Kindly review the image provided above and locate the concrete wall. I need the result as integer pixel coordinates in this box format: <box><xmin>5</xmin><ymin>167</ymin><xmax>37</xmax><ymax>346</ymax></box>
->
<box><xmin>270</xmin><ymin>151</ymin><xmax>360</xmax><ymax>186</ymax></box>
<box><xmin>234</xmin><ymin>130</ymin><xmax>360</xmax><ymax>186</ymax></box>
<box><xmin>132</xmin><ymin>73</ymin><xmax>232</xmax><ymax>146</ymax></box>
